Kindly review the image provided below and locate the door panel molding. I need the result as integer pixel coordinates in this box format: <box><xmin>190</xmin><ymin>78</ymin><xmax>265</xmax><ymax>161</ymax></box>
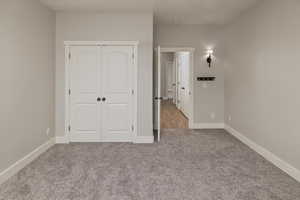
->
<box><xmin>69</xmin><ymin>46</ymin><xmax>100</xmax><ymax>142</ymax></box>
<box><xmin>102</xmin><ymin>46</ymin><xmax>134</xmax><ymax>142</ymax></box>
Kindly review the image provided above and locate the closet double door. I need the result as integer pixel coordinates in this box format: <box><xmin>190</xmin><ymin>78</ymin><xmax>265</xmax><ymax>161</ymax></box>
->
<box><xmin>69</xmin><ymin>45</ymin><xmax>135</xmax><ymax>142</ymax></box>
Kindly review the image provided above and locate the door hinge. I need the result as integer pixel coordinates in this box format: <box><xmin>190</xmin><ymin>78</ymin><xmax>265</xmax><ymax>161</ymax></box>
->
<box><xmin>68</xmin><ymin>89</ymin><xmax>71</xmax><ymax>95</ymax></box>
<box><xmin>131</xmin><ymin>125</ymin><xmax>134</xmax><ymax>132</ymax></box>
<box><xmin>68</xmin><ymin>125</ymin><xmax>71</xmax><ymax>132</ymax></box>
<box><xmin>132</xmin><ymin>53</ymin><xmax>135</xmax><ymax>63</ymax></box>
<box><xmin>68</xmin><ymin>52</ymin><xmax>71</xmax><ymax>60</ymax></box>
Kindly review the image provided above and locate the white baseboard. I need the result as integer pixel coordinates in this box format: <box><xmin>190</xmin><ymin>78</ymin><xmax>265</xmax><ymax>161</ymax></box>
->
<box><xmin>55</xmin><ymin>136</ymin><xmax>69</xmax><ymax>144</ymax></box>
<box><xmin>133</xmin><ymin>136</ymin><xmax>154</xmax><ymax>144</ymax></box>
<box><xmin>56</xmin><ymin>135</ymin><xmax>154</xmax><ymax>144</ymax></box>
<box><xmin>225</xmin><ymin>124</ymin><xmax>300</xmax><ymax>183</ymax></box>
<box><xmin>0</xmin><ymin>138</ymin><xmax>55</xmax><ymax>185</ymax></box>
<box><xmin>191</xmin><ymin>123</ymin><xmax>225</xmax><ymax>129</ymax></box>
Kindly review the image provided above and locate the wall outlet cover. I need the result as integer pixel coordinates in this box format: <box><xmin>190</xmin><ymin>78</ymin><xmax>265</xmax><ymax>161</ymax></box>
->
<box><xmin>46</xmin><ymin>128</ymin><xmax>50</xmax><ymax>136</ymax></box>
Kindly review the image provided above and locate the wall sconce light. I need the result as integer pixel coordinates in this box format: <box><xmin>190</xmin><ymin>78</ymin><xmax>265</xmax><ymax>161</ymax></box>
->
<box><xmin>206</xmin><ymin>49</ymin><xmax>213</xmax><ymax>68</ymax></box>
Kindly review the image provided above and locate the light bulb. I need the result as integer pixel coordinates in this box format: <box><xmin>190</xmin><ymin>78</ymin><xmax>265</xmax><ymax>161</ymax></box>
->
<box><xmin>207</xmin><ymin>49</ymin><xmax>213</xmax><ymax>55</ymax></box>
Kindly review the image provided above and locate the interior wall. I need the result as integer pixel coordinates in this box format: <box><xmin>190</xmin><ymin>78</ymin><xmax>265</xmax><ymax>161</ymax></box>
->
<box><xmin>55</xmin><ymin>13</ymin><xmax>153</xmax><ymax>137</ymax></box>
<box><xmin>0</xmin><ymin>0</ymin><xmax>55</xmax><ymax>172</ymax></box>
<box><xmin>223</xmin><ymin>0</ymin><xmax>300</xmax><ymax>170</ymax></box>
<box><xmin>155</xmin><ymin>25</ymin><xmax>225</xmax><ymax>125</ymax></box>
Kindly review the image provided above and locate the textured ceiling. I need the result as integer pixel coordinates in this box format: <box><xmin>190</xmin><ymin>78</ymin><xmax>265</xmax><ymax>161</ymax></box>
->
<box><xmin>40</xmin><ymin>0</ymin><xmax>260</xmax><ymax>25</ymax></box>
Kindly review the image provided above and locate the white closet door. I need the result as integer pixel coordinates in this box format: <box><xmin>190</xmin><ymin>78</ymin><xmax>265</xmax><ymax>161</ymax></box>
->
<box><xmin>177</xmin><ymin>55</ymin><xmax>183</xmax><ymax>110</ymax></box>
<box><xmin>69</xmin><ymin>46</ymin><xmax>101</xmax><ymax>142</ymax></box>
<box><xmin>101</xmin><ymin>46</ymin><xmax>134</xmax><ymax>142</ymax></box>
<box><xmin>180</xmin><ymin>52</ymin><xmax>190</xmax><ymax>118</ymax></box>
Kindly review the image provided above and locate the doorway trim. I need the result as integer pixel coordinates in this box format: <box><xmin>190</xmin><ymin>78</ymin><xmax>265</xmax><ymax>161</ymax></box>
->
<box><xmin>64</xmin><ymin>41</ymin><xmax>139</xmax><ymax>143</ymax></box>
<box><xmin>156</xmin><ymin>47</ymin><xmax>195</xmax><ymax>129</ymax></box>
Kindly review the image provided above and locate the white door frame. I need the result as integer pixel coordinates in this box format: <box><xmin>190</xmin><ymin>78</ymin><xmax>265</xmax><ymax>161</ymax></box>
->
<box><xmin>64</xmin><ymin>41</ymin><xmax>139</xmax><ymax>143</ymax></box>
<box><xmin>175</xmin><ymin>53</ymin><xmax>181</xmax><ymax>109</ymax></box>
<box><xmin>153</xmin><ymin>46</ymin><xmax>162</xmax><ymax>141</ymax></box>
<box><xmin>155</xmin><ymin>47</ymin><xmax>195</xmax><ymax>129</ymax></box>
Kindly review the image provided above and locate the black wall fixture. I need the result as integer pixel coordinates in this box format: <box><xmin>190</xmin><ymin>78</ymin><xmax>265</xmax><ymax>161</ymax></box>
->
<box><xmin>207</xmin><ymin>55</ymin><xmax>212</xmax><ymax>67</ymax></box>
<box><xmin>206</xmin><ymin>49</ymin><xmax>213</xmax><ymax>68</ymax></box>
<box><xmin>197</xmin><ymin>77</ymin><xmax>216</xmax><ymax>81</ymax></box>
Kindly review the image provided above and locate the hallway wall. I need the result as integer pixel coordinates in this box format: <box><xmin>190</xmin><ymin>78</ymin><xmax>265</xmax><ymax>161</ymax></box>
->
<box><xmin>155</xmin><ymin>25</ymin><xmax>225</xmax><ymax>126</ymax></box>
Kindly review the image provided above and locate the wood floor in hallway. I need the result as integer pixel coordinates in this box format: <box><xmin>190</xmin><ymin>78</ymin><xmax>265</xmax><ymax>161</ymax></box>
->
<box><xmin>161</xmin><ymin>100</ymin><xmax>188</xmax><ymax>129</ymax></box>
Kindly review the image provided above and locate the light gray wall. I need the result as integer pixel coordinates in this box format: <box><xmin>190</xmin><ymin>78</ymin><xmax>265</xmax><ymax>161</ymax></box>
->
<box><xmin>224</xmin><ymin>0</ymin><xmax>300</xmax><ymax>170</ymax></box>
<box><xmin>155</xmin><ymin>25</ymin><xmax>224</xmax><ymax>124</ymax></box>
<box><xmin>55</xmin><ymin>13</ymin><xmax>154</xmax><ymax>137</ymax></box>
<box><xmin>0</xmin><ymin>0</ymin><xmax>55</xmax><ymax>172</ymax></box>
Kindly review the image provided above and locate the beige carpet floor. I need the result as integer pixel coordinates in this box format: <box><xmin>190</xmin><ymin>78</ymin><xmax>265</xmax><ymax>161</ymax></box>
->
<box><xmin>0</xmin><ymin>129</ymin><xmax>299</xmax><ymax>200</ymax></box>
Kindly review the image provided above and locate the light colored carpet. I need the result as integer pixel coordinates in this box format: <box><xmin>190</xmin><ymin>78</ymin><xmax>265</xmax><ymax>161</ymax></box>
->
<box><xmin>0</xmin><ymin>129</ymin><xmax>299</xmax><ymax>200</ymax></box>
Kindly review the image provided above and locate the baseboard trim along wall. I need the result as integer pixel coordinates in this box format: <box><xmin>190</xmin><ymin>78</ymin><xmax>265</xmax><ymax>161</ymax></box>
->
<box><xmin>191</xmin><ymin>123</ymin><xmax>225</xmax><ymax>129</ymax></box>
<box><xmin>0</xmin><ymin>138</ymin><xmax>55</xmax><ymax>185</ymax></box>
<box><xmin>56</xmin><ymin>136</ymin><xmax>154</xmax><ymax>144</ymax></box>
<box><xmin>133</xmin><ymin>136</ymin><xmax>154</xmax><ymax>144</ymax></box>
<box><xmin>55</xmin><ymin>136</ymin><xmax>70</xmax><ymax>144</ymax></box>
<box><xmin>225</xmin><ymin>124</ymin><xmax>300</xmax><ymax>183</ymax></box>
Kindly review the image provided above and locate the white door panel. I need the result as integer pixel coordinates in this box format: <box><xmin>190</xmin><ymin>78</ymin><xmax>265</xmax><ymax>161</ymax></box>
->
<box><xmin>181</xmin><ymin>52</ymin><xmax>190</xmax><ymax>118</ymax></box>
<box><xmin>176</xmin><ymin>52</ymin><xmax>190</xmax><ymax>118</ymax></box>
<box><xmin>166</xmin><ymin>61</ymin><xmax>174</xmax><ymax>99</ymax></box>
<box><xmin>69</xmin><ymin>46</ymin><xmax>101</xmax><ymax>142</ymax></box>
<box><xmin>104</xmin><ymin>53</ymin><xmax>130</xmax><ymax>92</ymax></box>
<box><xmin>75</xmin><ymin>104</ymin><xmax>97</xmax><ymax>130</ymax></box>
<box><xmin>177</xmin><ymin>54</ymin><xmax>182</xmax><ymax>110</ymax></box>
<box><xmin>102</xmin><ymin>46</ymin><xmax>133</xmax><ymax>142</ymax></box>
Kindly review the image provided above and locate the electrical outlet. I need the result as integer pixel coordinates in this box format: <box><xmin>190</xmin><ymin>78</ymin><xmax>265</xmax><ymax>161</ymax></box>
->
<box><xmin>46</xmin><ymin>128</ymin><xmax>50</xmax><ymax>136</ymax></box>
<box><xmin>210</xmin><ymin>112</ymin><xmax>215</xmax><ymax>119</ymax></box>
<box><xmin>228</xmin><ymin>116</ymin><xmax>232</xmax><ymax>121</ymax></box>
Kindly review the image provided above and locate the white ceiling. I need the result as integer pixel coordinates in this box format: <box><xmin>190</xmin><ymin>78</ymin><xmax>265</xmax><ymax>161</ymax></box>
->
<box><xmin>40</xmin><ymin>0</ymin><xmax>260</xmax><ymax>25</ymax></box>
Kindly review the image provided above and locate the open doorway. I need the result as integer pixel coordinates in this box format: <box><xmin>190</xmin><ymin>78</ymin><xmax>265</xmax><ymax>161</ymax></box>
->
<box><xmin>154</xmin><ymin>47</ymin><xmax>195</xmax><ymax>141</ymax></box>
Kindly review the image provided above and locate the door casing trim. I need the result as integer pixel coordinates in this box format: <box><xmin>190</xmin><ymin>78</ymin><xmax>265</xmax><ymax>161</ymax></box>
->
<box><xmin>64</xmin><ymin>41</ymin><xmax>139</xmax><ymax>143</ymax></box>
<box><xmin>154</xmin><ymin>47</ymin><xmax>195</xmax><ymax>129</ymax></box>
